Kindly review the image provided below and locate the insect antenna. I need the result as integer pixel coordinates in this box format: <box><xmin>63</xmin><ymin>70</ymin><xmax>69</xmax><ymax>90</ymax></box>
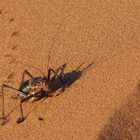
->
<box><xmin>25</xmin><ymin>65</ymin><xmax>45</xmax><ymax>77</ymax></box>
<box><xmin>18</xmin><ymin>63</ymin><xmax>45</xmax><ymax>77</ymax></box>
<box><xmin>46</xmin><ymin>16</ymin><xmax>69</xmax><ymax>72</ymax></box>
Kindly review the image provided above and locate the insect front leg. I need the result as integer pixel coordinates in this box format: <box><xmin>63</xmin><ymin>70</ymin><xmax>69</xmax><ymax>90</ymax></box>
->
<box><xmin>20</xmin><ymin>70</ymin><xmax>34</xmax><ymax>84</ymax></box>
<box><xmin>11</xmin><ymin>70</ymin><xmax>34</xmax><ymax>99</ymax></box>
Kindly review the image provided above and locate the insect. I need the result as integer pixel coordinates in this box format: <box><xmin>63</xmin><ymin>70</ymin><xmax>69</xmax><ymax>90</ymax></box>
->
<box><xmin>0</xmin><ymin>15</ymin><xmax>94</xmax><ymax>125</ymax></box>
<box><xmin>0</xmin><ymin>16</ymin><xmax>68</xmax><ymax>125</ymax></box>
<box><xmin>0</xmin><ymin>67</ymin><xmax>66</xmax><ymax>124</ymax></box>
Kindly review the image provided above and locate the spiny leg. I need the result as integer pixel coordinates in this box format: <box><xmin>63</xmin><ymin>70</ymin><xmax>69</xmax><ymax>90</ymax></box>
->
<box><xmin>55</xmin><ymin>64</ymin><xmax>66</xmax><ymax>77</ymax></box>
<box><xmin>1</xmin><ymin>84</ymin><xmax>26</xmax><ymax>124</ymax></box>
<box><xmin>16</xmin><ymin>99</ymin><xmax>24</xmax><ymax>124</ymax></box>
<box><xmin>20</xmin><ymin>70</ymin><xmax>34</xmax><ymax>85</ymax></box>
<box><xmin>48</xmin><ymin>68</ymin><xmax>65</xmax><ymax>84</ymax></box>
<box><xmin>11</xmin><ymin>70</ymin><xmax>34</xmax><ymax>100</ymax></box>
<box><xmin>48</xmin><ymin>68</ymin><xmax>67</xmax><ymax>93</ymax></box>
<box><xmin>51</xmin><ymin>66</ymin><xmax>65</xmax><ymax>83</ymax></box>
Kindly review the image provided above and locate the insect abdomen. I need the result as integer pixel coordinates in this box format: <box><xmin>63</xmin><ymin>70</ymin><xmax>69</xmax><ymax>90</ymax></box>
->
<box><xmin>19</xmin><ymin>80</ymin><xmax>30</xmax><ymax>94</ymax></box>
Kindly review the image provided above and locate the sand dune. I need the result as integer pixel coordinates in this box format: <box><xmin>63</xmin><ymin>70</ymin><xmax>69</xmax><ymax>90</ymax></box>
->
<box><xmin>0</xmin><ymin>0</ymin><xmax>140</xmax><ymax>139</ymax></box>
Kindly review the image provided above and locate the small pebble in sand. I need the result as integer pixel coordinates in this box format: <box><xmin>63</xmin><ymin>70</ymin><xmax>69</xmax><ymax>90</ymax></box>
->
<box><xmin>9</xmin><ymin>18</ymin><xmax>14</xmax><ymax>22</ymax></box>
<box><xmin>12</xmin><ymin>44</ymin><xmax>18</xmax><ymax>50</ymax></box>
<box><xmin>11</xmin><ymin>31</ymin><xmax>18</xmax><ymax>36</ymax></box>
<box><xmin>38</xmin><ymin>117</ymin><xmax>44</xmax><ymax>121</ymax></box>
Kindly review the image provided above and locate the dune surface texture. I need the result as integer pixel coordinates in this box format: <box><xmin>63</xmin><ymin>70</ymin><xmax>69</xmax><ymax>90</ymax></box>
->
<box><xmin>0</xmin><ymin>0</ymin><xmax>140</xmax><ymax>140</ymax></box>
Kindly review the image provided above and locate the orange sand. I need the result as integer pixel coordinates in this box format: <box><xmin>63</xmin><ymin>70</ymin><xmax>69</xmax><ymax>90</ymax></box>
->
<box><xmin>0</xmin><ymin>0</ymin><xmax>140</xmax><ymax>139</ymax></box>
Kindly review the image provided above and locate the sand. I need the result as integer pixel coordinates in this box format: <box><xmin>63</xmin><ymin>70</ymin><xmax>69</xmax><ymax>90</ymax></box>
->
<box><xmin>0</xmin><ymin>0</ymin><xmax>140</xmax><ymax>140</ymax></box>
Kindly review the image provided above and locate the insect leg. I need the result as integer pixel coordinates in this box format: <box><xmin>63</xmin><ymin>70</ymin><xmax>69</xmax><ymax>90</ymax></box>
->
<box><xmin>20</xmin><ymin>70</ymin><xmax>34</xmax><ymax>84</ymax></box>
<box><xmin>51</xmin><ymin>66</ymin><xmax>65</xmax><ymax>83</ymax></box>
<box><xmin>10</xmin><ymin>70</ymin><xmax>34</xmax><ymax>99</ymax></box>
<box><xmin>56</xmin><ymin>64</ymin><xmax>66</xmax><ymax>78</ymax></box>
<box><xmin>0</xmin><ymin>84</ymin><xmax>26</xmax><ymax>123</ymax></box>
<box><xmin>16</xmin><ymin>99</ymin><xmax>24</xmax><ymax>124</ymax></box>
<box><xmin>48</xmin><ymin>68</ymin><xmax>65</xmax><ymax>84</ymax></box>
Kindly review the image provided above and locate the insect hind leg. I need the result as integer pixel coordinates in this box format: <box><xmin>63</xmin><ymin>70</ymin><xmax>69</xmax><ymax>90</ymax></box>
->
<box><xmin>48</xmin><ymin>68</ymin><xmax>65</xmax><ymax>84</ymax></box>
<box><xmin>0</xmin><ymin>84</ymin><xmax>26</xmax><ymax>124</ymax></box>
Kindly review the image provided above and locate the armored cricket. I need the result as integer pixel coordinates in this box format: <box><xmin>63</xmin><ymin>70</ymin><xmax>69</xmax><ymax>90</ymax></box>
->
<box><xmin>0</xmin><ymin>15</ymin><xmax>94</xmax><ymax>125</ymax></box>
<box><xmin>0</xmin><ymin>17</ymin><xmax>67</xmax><ymax>125</ymax></box>
<box><xmin>0</xmin><ymin>67</ymin><xmax>66</xmax><ymax>124</ymax></box>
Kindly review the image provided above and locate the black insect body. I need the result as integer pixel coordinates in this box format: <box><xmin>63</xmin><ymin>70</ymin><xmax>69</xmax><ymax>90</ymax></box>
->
<box><xmin>0</xmin><ymin>16</ymin><xmax>93</xmax><ymax>125</ymax></box>
<box><xmin>19</xmin><ymin>77</ymin><xmax>52</xmax><ymax>101</ymax></box>
<box><xmin>0</xmin><ymin>68</ymin><xmax>65</xmax><ymax>124</ymax></box>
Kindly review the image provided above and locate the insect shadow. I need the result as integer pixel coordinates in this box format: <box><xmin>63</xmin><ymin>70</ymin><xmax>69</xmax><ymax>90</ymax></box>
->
<box><xmin>51</xmin><ymin>61</ymin><xmax>94</xmax><ymax>96</ymax></box>
<box><xmin>3</xmin><ymin>61</ymin><xmax>94</xmax><ymax>122</ymax></box>
<box><xmin>24</xmin><ymin>61</ymin><xmax>94</xmax><ymax>119</ymax></box>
